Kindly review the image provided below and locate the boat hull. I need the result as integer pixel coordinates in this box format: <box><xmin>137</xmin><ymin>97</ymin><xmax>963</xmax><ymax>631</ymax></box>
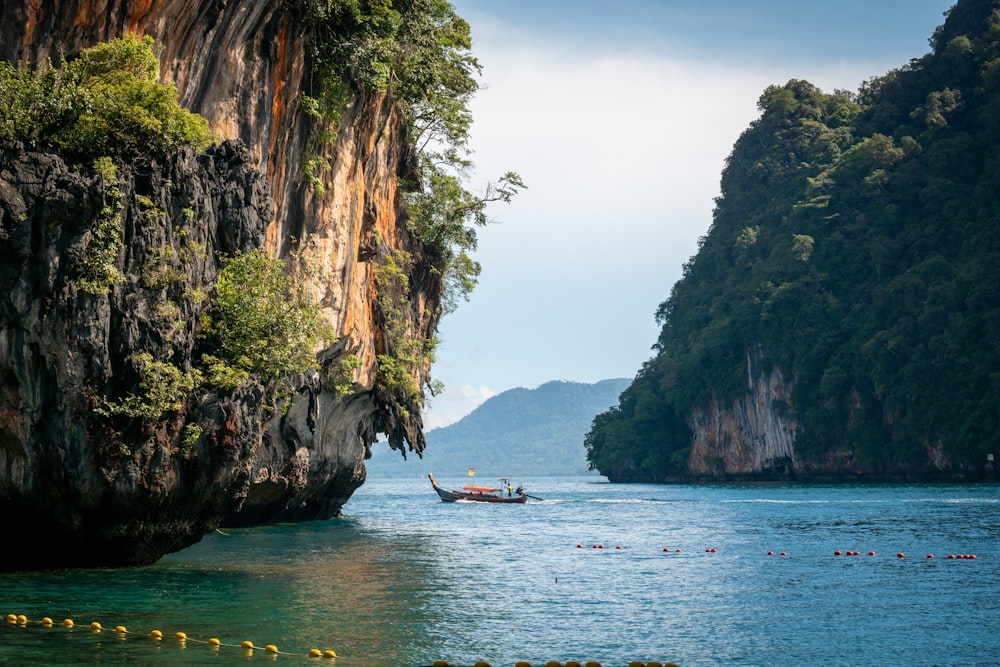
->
<box><xmin>428</xmin><ymin>474</ymin><xmax>528</xmax><ymax>503</ymax></box>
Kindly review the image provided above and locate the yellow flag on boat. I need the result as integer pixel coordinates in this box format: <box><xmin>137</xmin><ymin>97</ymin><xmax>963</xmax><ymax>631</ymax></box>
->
<box><xmin>468</xmin><ymin>467</ymin><xmax>475</xmax><ymax>477</ymax></box>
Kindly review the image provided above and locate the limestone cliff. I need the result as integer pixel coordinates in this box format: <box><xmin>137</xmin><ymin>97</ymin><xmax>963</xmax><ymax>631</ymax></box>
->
<box><xmin>0</xmin><ymin>0</ymin><xmax>439</xmax><ymax>567</ymax></box>
<box><xmin>687</xmin><ymin>352</ymin><xmax>798</xmax><ymax>480</ymax></box>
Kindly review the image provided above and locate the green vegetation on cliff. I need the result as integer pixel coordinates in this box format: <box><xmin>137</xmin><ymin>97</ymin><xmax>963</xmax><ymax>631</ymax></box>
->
<box><xmin>294</xmin><ymin>0</ymin><xmax>523</xmax><ymax>421</ymax></box>
<box><xmin>587</xmin><ymin>0</ymin><xmax>1000</xmax><ymax>481</ymax></box>
<box><xmin>296</xmin><ymin>0</ymin><xmax>523</xmax><ymax>311</ymax></box>
<box><xmin>1</xmin><ymin>36</ymin><xmax>327</xmax><ymax>434</ymax></box>
<box><xmin>0</xmin><ymin>34</ymin><xmax>213</xmax><ymax>159</ymax></box>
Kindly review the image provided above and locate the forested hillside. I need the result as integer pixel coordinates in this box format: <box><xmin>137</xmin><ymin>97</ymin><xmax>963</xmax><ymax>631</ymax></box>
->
<box><xmin>587</xmin><ymin>0</ymin><xmax>1000</xmax><ymax>482</ymax></box>
<box><xmin>369</xmin><ymin>379</ymin><xmax>629</xmax><ymax>477</ymax></box>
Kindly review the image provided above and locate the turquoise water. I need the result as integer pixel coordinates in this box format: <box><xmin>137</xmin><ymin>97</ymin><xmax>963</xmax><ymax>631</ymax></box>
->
<box><xmin>2</xmin><ymin>477</ymin><xmax>999</xmax><ymax>666</ymax></box>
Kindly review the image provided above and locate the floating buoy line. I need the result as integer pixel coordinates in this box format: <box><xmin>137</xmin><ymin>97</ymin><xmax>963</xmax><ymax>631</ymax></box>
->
<box><xmin>574</xmin><ymin>544</ymin><xmax>980</xmax><ymax>559</ymax></box>
<box><xmin>3</xmin><ymin>612</ymin><xmax>338</xmax><ymax>659</ymax></box>
<box><xmin>3</xmin><ymin>614</ymin><xmax>685</xmax><ymax>665</ymax></box>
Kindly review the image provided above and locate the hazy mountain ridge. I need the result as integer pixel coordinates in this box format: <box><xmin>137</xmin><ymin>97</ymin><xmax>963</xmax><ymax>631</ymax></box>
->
<box><xmin>368</xmin><ymin>379</ymin><xmax>630</xmax><ymax>478</ymax></box>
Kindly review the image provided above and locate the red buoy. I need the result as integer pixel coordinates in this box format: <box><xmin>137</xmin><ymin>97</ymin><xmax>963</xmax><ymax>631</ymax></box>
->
<box><xmin>897</xmin><ymin>553</ymin><xmax>905</xmax><ymax>559</ymax></box>
<box><xmin>927</xmin><ymin>554</ymin><xmax>934</xmax><ymax>559</ymax></box>
<box><xmin>868</xmin><ymin>552</ymin><xmax>876</xmax><ymax>556</ymax></box>
<box><xmin>767</xmin><ymin>551</ymin><xmax>774</xmax><ymax>556</ymax></box>
<box><xmin>834</xmin><ymin>550</ymin><xmax>842</xmax><ymax>556</ymax></box>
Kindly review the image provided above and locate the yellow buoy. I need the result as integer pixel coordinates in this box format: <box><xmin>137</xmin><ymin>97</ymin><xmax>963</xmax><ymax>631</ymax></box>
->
<box><xmin>150</xmin><ymin>629</ymin><xmax>163</xmax><ymax>640</ymax></box>
<box><xmin>175</xmin><ymin>631</ymin><xmax>187</xmax><ymax>641</ymax></box>
<box><xmin>309</xmin><ymin>648</ymin><xmax>322</xmax><ymax>657</ymax></box>
<box><xmin>474</xmin><ymin>661</ymin><xmax>491</xmax><ymax>667</ymax></box>
<box><xmin>323</xmin><ymin>649</ymin><xmax>337</xmax><ymax>659</ymax></box>
<box><xmin>5</xmin><ymin>614</ymin><xmax>15</xmax><ymax>624</ymax></box>
<box><xmin>90</xmin><ymin>622</ymin><xmax>102</xmax><ymax>632</ymax></box>
<box><xmin>63</xmin><ymin>619</ymin><xmax>74</xmax><ymax>627</ymax></box>
<box><xmin>41</xmin><ymin>617</ymin><xmax>53</xmax><ymax>627</ymax></box>
<box><xmin>432</xmin><ymin>660</ymin><xmax>450</xmax><ymax>667</ymax></box>
<box><xmin>646</xmin><ymin>662</ymin><xmax>664</xmax><ymax>667</ymax></box>
<box><xmin>16</xmin><ymin>615</ymin><xmax>27</xmax><ymax>625</ymax></box>
<box><xmin>515</xmin><ymin>662</ymin><xmax>533</xmax><ymax>667</ymax></box>
<box><xmin>545</xmin><ymin>661</ymin><xmax>563</xmax><ymax>667</ymax></box>
<box><xmin>567</xmin><ymin>662</ymin><xmax>583</xmax><ymax>667</ymax></box>
<box><xmin>265</xmin><ymin>644</ymin><xmax>278</xmax><ymax>654</ymax></box>
<box><xmin>585</xmin><ymin>662</ymin><xmax>603</xmax><ymax>667</ymax></box>
<box><xmin>207</xmin><ymin>637</ymin><xmax>221</xmax><ymax>648</ymax></box>
<box><xmin>241</xmin><ymin>640</ymin><xmax>254</xmax><ymax>649</ymax></box>
<box><xmin>115</xmin><ymin>625</ymin><xmax>127</xmax><ymax>634</ymax></box>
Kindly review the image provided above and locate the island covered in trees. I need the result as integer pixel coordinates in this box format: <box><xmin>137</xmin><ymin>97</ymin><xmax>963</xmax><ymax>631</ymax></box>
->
<box><xmin>587</xmin><ymin>0</ymin><xmax>1000</xmax><ymax>483</ymax></box>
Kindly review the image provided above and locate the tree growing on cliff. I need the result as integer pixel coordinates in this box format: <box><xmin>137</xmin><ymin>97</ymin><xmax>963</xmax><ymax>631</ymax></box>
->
<box><xmin>210</xmin><ymin>248</ymin><xmax>334</xmax><ymax>383</ymax></box>
<box><xmin>295</xmin><ymin>0</ymin><xmax>524</xmax><ymax>311</ymax></box>
<box><xmin>0</xmin><ymin>35</ymin><xmax>213</xmax><ymax>159</ymax></box>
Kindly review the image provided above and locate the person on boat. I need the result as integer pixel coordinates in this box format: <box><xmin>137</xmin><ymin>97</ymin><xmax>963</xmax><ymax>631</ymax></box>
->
<box><xmin>506</xmin><ymin>482</ymin><xmax>513</xmax><ymax>497</ymax></box>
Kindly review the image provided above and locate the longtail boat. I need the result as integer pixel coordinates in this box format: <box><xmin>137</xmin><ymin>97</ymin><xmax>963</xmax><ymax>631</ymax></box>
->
<box><xmin>428</xmin><ymin>473</ymin><xmax>529</xmax><ymax>504</ymax></box>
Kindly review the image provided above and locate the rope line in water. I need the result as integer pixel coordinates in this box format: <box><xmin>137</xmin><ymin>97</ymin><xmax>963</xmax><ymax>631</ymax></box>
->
<box><xmin>4</xmin><ymin>612</ymin><xmax>338</xmax><ymax>659</ymax></box>
<box><xmin>3</xmin><ymin>616</ymin><xmax>680</xmax><ymax>665</ymax></box>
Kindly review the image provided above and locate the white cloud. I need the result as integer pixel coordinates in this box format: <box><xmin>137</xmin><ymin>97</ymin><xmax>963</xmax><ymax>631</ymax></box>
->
<box><xmin>424</xmin><ymin>384</ymin><xmax>497</xmax><ymax>430</ymax></box>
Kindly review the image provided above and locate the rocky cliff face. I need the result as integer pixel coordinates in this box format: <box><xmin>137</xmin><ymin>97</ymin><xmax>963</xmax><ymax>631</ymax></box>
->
<box><xmin>0</xmin><ymin>0</ymin><xmax>438</xmax><ymax>567</ymax></box>
<box><xmin>687</xmin><ymin>352</ymin><xmax>798</xmax><ymax>480</ymax></box>
<box><xmin>0</xmin><ymin>140</ymin><xmax>272</xmax><ymax>568</ymax></box>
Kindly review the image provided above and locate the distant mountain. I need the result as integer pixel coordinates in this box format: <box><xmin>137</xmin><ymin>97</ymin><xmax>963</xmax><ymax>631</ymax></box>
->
<box><xmin>366</xmin><ymin>379</ymin><xmax>630</xmax><ymax>478</ymax></box>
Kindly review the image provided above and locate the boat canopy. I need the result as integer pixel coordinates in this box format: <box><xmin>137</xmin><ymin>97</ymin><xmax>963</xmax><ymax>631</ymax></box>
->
<box><xmin>462</xmin><ymin>485</ymin><xmax>498</xmax><ymax>492</ymax></box>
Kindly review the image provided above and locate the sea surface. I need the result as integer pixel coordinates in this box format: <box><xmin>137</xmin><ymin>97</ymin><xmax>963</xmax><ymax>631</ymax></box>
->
<box><xmin>2</xmin><ymin>477</ymin><xmax>999</xmax><ymax>666</ymax></box>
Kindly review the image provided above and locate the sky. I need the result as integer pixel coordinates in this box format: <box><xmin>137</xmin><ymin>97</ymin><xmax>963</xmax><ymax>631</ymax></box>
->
<box><xmin>418</xmin><ymin>0</ymin><xmax>957</xmax><ymax>430</ymax></box>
